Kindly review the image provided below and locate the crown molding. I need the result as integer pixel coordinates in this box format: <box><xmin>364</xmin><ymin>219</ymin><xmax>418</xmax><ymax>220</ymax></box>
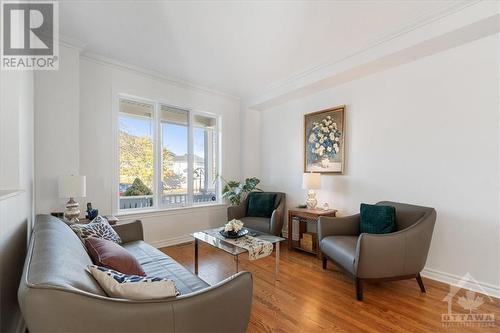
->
<box><xmin>79</xmin><ymin>52</ymin><xmax>241</xmax><ymax>102</ymax></box>
<box><xmin>247</xmin><ymin>0</ymin><xmax>497</xmax><ymax>110</ymax></box>
<box><xmin>58</xmin><ymin>33</ymin><xmax>87</xmax><ymax>51</ymax></box>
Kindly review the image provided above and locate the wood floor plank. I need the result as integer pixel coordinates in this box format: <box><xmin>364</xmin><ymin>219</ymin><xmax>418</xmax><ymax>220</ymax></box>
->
<box><xmin>161</xmin><ymin>242</ymin><xmax>500</xmax><ymax>333</ymax></box>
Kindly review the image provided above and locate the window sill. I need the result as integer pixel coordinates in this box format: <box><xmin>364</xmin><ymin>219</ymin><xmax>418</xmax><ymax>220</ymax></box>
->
<box><xmin>0</xmin><ymin>189</ymin><xmax>25</xmax><ymax>201</ymax></box>
<box><xmin>116</xmin><ymin>202</ymin><xmax>228</xmax><ymax>219</ymax></box>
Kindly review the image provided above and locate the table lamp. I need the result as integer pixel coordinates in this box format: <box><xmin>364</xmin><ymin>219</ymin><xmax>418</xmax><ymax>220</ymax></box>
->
<box><xmin>302</xmin><ymin>173</ymin><xmax>321</xmax><ymax>209</ymax></box>
<box><xmin>58</xmin><ymin>175</ymin><xmax>86</xmax><ymax>223</ymax></box>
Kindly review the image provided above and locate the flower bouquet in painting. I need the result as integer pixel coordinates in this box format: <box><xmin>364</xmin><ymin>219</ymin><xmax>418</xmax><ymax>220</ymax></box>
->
<box><xmin>304</xmin><ymin>106</ymin><xmax>345</xmax><ymax>173</ymax></box>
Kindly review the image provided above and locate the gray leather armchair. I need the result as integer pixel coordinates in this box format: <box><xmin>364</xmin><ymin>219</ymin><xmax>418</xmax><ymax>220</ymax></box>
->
<box><xmin>318</xmin><ymin>201</ymin><xmax>436</xmax><ymax>301</ymax></box>
<box><xmin>227</xmin><ymin>192</ymin><xmax>286</xmax><ymax>236</ymax></box>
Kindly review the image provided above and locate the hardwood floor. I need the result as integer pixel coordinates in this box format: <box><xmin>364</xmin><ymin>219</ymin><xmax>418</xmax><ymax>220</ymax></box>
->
<box><xmin>161</xmin><ymin>242</ymin><xmax>500</xmax><ymax>333</ymax></box>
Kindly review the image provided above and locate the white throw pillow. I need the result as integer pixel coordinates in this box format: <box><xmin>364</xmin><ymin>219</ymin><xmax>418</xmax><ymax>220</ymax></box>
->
<box><xmin>88</xmin><ymin>265</ymin><xmax>179</xmax><ymax>300</ymax></box>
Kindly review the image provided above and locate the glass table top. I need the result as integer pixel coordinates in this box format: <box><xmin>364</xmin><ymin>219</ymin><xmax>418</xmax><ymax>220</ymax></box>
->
<box><xmin>191</xmin><ymin>227</ymin><xmax>286</xmax><ymax>256</ymax></box>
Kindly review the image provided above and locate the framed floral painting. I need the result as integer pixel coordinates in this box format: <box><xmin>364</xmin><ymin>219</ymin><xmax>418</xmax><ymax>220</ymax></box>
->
<box><xmin>304</xmin><ymin>106</ymin><xmax>345</xmax><ymax>174</ymax></box>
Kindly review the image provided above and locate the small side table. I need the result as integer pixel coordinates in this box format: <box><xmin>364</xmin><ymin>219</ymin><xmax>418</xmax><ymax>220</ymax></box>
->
<box><xmin>288</xmin><ymin>208</ymin><xmax>337</xmax><ymax>258</ymax></box>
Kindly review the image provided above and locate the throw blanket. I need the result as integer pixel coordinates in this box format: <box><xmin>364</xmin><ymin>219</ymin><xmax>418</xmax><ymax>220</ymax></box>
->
<box><xmin>204</xmin><ymin>228</ymin><xmax>274</xmax><ymax>260</ymax></box>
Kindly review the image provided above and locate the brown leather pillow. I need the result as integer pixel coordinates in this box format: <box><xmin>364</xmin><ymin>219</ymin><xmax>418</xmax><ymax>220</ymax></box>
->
<box><xmin>85</xmin><ymin>237</ymin><xmax>146</xmax><ymax>276</ymax></box>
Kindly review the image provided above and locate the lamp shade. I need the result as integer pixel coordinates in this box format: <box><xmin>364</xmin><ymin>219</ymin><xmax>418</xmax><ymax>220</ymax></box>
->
<box><xmin>58</xmin><ymin>175</ymin><xmax>86</xmax><ymax>198</ymax></box>
<box><xmin>302</xmin><ymin>173</ymin><xmax>321</xmax><ymax>190</ymax></box>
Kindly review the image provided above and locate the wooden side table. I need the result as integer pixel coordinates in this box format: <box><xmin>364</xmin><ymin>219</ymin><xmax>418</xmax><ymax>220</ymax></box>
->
<box><xmin>288</xmin><ymin>208</ymin><xmax>337</xmax><ymax>258</ymax></box>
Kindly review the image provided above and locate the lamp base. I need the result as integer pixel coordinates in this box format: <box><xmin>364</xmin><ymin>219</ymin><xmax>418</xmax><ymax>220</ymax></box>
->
<box><xmin>64</xmin><ymin>197</ymin><xmax>80</xmax><ymax>224</ymax></box>
<box><xmin>306</xmin><ymin>190</ymin><xmax>317</xmax><ymax>210</ymax></box>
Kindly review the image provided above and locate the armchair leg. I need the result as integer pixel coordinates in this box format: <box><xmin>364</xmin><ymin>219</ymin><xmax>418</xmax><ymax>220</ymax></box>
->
<box><xmin>416</xmin><ymin>273</ymin><xmax>426</xmax><ymax>293</ymax></box>
<box><xmin>322</xmin><ymin>254</ymin><xmax>327</xmax><ymax>270</ymax></box>
<box><xmin>355</xmin><ymin>278</ymin><xmax>363</xmax><ymax>301</ymax></box>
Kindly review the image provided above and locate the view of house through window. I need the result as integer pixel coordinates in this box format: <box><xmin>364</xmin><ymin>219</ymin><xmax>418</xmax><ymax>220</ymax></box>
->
<box><xmin>118</xmin><ymin>97</ymin><xmax>219</xmax><ymax>211</ymax></box>
<box><xmin>161</xmin><ymin>105</ymin><xmax>189</xmax><ymax>206</ymax></box>
<box><xmin>193</xmin><ymin>115</ymin><xmax>217</xmax><ymax>203</ymax></box>
<box><xmin>119</xmin><ymin>99</ymin><xmax>155</xmax><ymax>210</ymax></box>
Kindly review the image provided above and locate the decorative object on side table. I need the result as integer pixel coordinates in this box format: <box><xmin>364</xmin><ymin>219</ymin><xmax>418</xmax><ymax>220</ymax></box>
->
<box><xmin>302</xmin><ymin>172</ymin><xmax>321</xmax><ymax>209</ymax></box>
<box><xmin>304</xmin><ymin>105</ymin><xmax>345</xmax><ymax>173</ymax></box>
<box><xmin>58</xmin><ymin>175</ymin><xmax>86</xmax><ymax>224</ymax></box>
<box><xmin>220</xmin><ymin>219</ymin><xmax>248</xmax><ymax>238</ymax></box>
<box><xmin>86</xmin><ymin>202</ymin><xmax>99</xmax><ymax>220</ymax></box>
<box><xmin>288</xmin><ymin>207</ymin><xmax>337</xmax><ymax>258</ymax></box>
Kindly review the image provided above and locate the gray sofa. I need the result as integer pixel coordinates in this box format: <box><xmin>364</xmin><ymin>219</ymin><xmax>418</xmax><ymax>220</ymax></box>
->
<box><xmin>18</xmin><ymin>215</ymin><xmax>253</xmax><ymax>332</ymax></box>
<box><xmin>318</xmin><ymin>201</ymin><xmax>436</xmax><ymax>301</ymax></box>
<box><xmin>227</xmin><ymin>192</ymin><xmax>286</xmax><ymax>236</ymax></box>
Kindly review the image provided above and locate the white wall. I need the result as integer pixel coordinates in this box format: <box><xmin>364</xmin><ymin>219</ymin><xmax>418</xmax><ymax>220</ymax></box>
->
<box><xmin>258</xmin><ymin>34</ymin><xmax>500</xmax><ymax>293</ymax></box>
<box><xmin>240</xmin><ymin>107</ymin><xmax>261</xmax><ymax>178</ymax></box>
<box><xmin>35</xmin><ymin>45</ymin><xmax>242</xmax><ymax>245</ymax></box>
<box><xmin>34</xmin><ymin>46</ymin><xmax>80</xmax><ymax>214</ymax></box>
<box><xmin>0</xmin><ymin>69</ymin><xmax>34</xmax><ymax>333</ymax></box>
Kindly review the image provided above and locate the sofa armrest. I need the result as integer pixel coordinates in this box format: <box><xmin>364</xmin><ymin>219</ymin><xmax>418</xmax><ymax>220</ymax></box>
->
<box><xmin>20</xmin><ymin>271</ymin><xmax>253</xmax><ymax>333</ymax></box>
<box><xmin>318</xmin><ymin>214</ymin><xmax>360</xmax><ymax>241</ymax></box>
<box><xmin>227</xmin><ymin>204</ymin><xmax>246</xmax><ymax>221</ymax></box>
<box><xmin>113</xmin><ymin>220</ymin><xmax>144</xmax><ymax>243</ymax></box>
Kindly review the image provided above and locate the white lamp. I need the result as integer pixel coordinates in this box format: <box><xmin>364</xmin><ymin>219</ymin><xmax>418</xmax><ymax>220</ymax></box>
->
<box><xmin>302</xmin><ymin>173</ymin><xmax>321</xmax><ymax>209</ymax></box>
<box><xmin>58</xmin><ymin>175</ymin><xmax>86</xmax><ymax>223</ymax></box>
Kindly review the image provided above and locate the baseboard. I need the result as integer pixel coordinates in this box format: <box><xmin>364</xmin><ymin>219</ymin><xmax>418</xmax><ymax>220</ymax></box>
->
<box><xmin>422</xmin><ymin>267</ymin><xmax>500</xmax><ymax>299</ymax></box>
<box><xmin>149</xmin><ymin>235</ymin><xmax>193</xmax><ymax>249</ymax></box>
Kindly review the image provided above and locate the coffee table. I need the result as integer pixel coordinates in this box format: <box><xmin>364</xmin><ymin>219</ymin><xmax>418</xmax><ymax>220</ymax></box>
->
<box><xmin>191</xmin><ymin>227</ymin><xmax>286</xmax><ymax>281</ymax></box>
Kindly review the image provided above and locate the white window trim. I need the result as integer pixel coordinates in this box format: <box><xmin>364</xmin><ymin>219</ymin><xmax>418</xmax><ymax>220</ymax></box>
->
<box><xmin>114</xmin><ymin>93</ymin><xmax>221</xmax><ymax>214</ymax></box>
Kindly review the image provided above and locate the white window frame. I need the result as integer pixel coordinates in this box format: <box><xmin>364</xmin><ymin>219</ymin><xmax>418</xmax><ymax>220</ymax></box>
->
<box><xmin>114</xmin><ymin>94</ymin><xmax>221</xmax><ymax>214</ymax></box>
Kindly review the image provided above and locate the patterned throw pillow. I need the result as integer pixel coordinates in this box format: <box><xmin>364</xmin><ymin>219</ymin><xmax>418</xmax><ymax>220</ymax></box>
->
<box><xmin>71</xmin><ymin>216</ymin><xmax>122</xmax><ymax>244</ymax></box>
<box><xmin>88</xmin><ymin>265</ymin><xmax>179</xmax><ymax>300</ymax></box>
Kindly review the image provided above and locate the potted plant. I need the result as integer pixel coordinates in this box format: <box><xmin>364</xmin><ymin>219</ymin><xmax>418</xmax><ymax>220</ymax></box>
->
<box><xmin>220</xmin><ymin>177</ymin><xmax>262</xmax><ymax>206</ymax></box>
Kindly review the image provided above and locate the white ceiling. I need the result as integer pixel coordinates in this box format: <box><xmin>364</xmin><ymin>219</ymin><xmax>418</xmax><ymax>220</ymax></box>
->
<box><xmin>59</xmin><ymin>1</ymin><xmax>467</xmax><ymax>100</ymax></box>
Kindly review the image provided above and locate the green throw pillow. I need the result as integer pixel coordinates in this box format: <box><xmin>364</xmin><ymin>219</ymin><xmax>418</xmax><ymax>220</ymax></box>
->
<box><xmin>247</xmin><ymin>193</ymin><xmax>276</xmax><ymax>218</ymax></box>
<box><xmin>360</xmin><ymin>203</ymin><xmax>396</xmax><ymax>234</ymax></box>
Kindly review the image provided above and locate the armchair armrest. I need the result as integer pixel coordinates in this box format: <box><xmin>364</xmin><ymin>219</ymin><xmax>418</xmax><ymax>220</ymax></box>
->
<box><xmin>112</xmin><ymin>220</ymin><xmax>144</xmax><ymax>243</ymax></box>
<box><xmin>318</xmin><ymin>214</ymin><xmax>360</xmax><ymax>241</ymax></box>
<box><xmin>355</xmin><ymin>209</ymin><xmax>436</xmax><ymax>278</ymax></box>
<box><xmin>269</xmin><ymin>197</ymin><xmax>286</xmax><ymax>236</ymax></box>
<box><xmin>227</xmin><ymin>204</ymin><xmax>246</xmax><ymax>221</ymax></box>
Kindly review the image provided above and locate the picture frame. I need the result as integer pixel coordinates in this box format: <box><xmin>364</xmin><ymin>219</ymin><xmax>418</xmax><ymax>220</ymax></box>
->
<box><xmin>304</xmin><ymin>105</ymin><xmax>346</xmax><ymax>174</ymax></box>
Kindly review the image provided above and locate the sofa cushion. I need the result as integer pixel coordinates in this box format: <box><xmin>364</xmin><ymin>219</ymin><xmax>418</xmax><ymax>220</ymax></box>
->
<box><xmin>320</xmin><ymin>236</ymin><xmax>358</xmax><ymax>274</ymax></box>
<box><xmin>247</xmin><ymin>192</ymin><xmax>276</xmax><ymax>218</ymax></box>
<box><xmin>122</xmin><ymin>241</ymin><xmax>209</xmax><ymax>294</ymax></box>
<box><xmin>88</xmin><ymin>265</ymin><xmax>179</xmax><ymax>300</ymax></box>
<box><xmin>360</xmin><ymin>203</ymin><xmax>395</xmax><ymax>234</ymax></box>
<box><xmin>240</xmin><ymin>217</ymin><xmax>270</xmax><ymax>234</ymax></box>
<box><xmin>71</xmin><ymin>216</ymin><xmax>122</xmax><ymax>244</ymax></box>
<box><xmin>85</xmin><ymin>237</ymin><xmax>146</xmax><ymax>276</ymax></box>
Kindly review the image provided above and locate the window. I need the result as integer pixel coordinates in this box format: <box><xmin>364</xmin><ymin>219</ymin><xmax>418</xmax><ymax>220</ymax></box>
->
<box><xmin>118</xmin><ymin>97</ymin><xmax>219</xmax><ymax>211</ymax></box>
<box><xmin>118</xmin><ymin>99</ymin><xmax>155</xmax><ymax>210</ymax></box>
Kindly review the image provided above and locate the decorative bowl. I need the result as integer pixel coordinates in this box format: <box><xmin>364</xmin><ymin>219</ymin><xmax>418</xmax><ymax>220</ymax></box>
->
<box><xmin>219</xmin><ymin>228</ymin><xmax>248</xmax><ymax>239</ymax></box>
